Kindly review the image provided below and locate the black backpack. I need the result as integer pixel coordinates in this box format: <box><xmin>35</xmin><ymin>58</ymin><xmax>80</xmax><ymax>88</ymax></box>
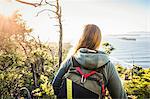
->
<box><xmin>57</xmin><ymin>56</ymin><xmax>109</xmax><ymax>99</ymax></box>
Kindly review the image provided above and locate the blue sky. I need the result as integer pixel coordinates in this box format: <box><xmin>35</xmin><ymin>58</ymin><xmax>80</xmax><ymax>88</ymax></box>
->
<box><xmin>130</xmin><ymin>0</ymin><xmax>149</xmax><ymax>8</ymax></box>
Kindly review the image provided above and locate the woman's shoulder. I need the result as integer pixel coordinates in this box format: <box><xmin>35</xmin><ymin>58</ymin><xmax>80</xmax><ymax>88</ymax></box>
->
<box><xmin>61</xmin><ymin>55</ymin><xmax>75</xmax><ymax>68</ymax></box>
<box><xmin>97</xmin><ymin>50</ymin><xmax>110</xmax><ymax>61</ymax></box>
<box><xmin>98</xmin><ymin>52</ymin><xmax>114</xmax><ymax>70</ymax></box>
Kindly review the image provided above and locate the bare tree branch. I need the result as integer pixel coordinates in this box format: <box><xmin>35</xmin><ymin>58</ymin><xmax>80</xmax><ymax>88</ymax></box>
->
<box><xmin>48</xmin><ymin>14</ymin><xmax>57</xmax><ymax>19</ymax></box>
<box><xmin>18</xmin><ymin>41</ymin><xmax>28</xmax><ymax>58</ymax></box>
<box><xmin>16</xmin><ymin>0</ymin><xmax>41</xmax><ymax>7</ymax></box>
<box><xmin>56</xmin><ymin>0</ymin><xmax>59</xmax><ymax>13</ymax></box>
<box><xmin>36</xmin><ymin>9</ymin><xmax>56</xmax><ymax>16</ymax></box>
<box><xmin>16</xmin><ymin>0</ymin><xmax>57</xmax><ymax>8</ymax></box>
<box><xmin>39</xmin><ymin>0</ymin><xmax>44</xmax><ymax>5</ymax></box>
<box><xmin>45</xmin><ymin>0</ymin><xmax>57</xmax><ymax>8</ymax></box>
<box><xmin>37</xmin><ymin>36</ymin><xmax>42</xmax><ymax>49</ymax></box>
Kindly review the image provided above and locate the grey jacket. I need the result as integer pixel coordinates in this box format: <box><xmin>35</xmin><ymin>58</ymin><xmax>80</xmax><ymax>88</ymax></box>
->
<box><xmin>52</xmin><ymin>48</ymin><xmax>127</xmax><ymax>99</ymax></box>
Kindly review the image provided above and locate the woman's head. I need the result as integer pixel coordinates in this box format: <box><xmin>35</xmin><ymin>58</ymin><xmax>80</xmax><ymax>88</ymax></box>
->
<box><xmin>74</xmin><ymin>24</ymin><xmax>101</xmax><ymax>53</ymax></box>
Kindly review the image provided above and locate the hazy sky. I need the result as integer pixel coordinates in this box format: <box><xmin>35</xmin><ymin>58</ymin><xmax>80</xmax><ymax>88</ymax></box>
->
<box><xmin>62</xmin><ymin>0</ymin><xmax>150</xmax><ymax>43</ymax></box>
<box><xmin>0</xmin><ymin>0</ymin><xmax>150</xmax><ymax>43</ymax></box>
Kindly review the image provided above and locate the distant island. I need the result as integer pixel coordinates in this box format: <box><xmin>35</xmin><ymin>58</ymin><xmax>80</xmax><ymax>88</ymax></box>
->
<box><xmin>108</xmin><ymin>31</ymin><xmax>150</xmax><ymax>37</ymax></box>
<box><xmin>119</xmin><ymin>37</ymin><xmax>136</xmax><ymax>41</ymax></box>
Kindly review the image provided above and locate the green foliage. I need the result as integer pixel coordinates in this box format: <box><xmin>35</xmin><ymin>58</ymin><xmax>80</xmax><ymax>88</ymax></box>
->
<box><xmin>32</xmin><ymin>75</ymin><xmax>54</xmax><ymax>97</ymax></box>
<box><xmin>0</xmin><ymin>11</ymin><xmax>71</xmax><ymax>98</ymax></box>
<box><xmin>0</xmin><ymin>51</ymin><xmax>25</xmax><ymax>97</ymax></box>
<box><xmin>124</xmin><ymin>68</ymin><xmax>150</xmax><ymax>99</ymax></box>
<box><xmin>0</xmin><ymin>34</ymin><xmax>71</xmax><ymax>98</ymax></box>
<box><xmin>115</xmin><ymin>64</ymin><xmax>128</xmax><ymax>78</ymax></box>
<box><xmin>116</xmin><ymin>65</ymin><xmax>150</xmax><ymax>99</ymax></box>
<box><xmin>102</xmin><ymin>42</ymin><xmax>115</xmax><ymax>54</ymax></box>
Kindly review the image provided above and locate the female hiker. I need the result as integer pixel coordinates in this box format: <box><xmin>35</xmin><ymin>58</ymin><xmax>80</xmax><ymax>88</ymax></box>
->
<box><xmin>52</xmin><ymin>24</ymin><xmax>127</xmax><ymax>99</ymax></box>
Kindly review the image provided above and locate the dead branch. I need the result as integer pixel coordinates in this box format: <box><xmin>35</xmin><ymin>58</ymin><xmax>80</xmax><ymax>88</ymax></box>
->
<box><xmin>39</xmin><ymin>0</ymin><xmax>44</xmax><ymax>4</ymax></box>
<box><xmin>16</xmin><ymin>0</ymin><xmax>41</xmax><ymax>7</ymax></box>
<box><xmin>48</xmin><ymin>14</ymin><xmax>58</xmax><ymax>19</ymax></box>
<box><xmin>56</xmin><ymin>0</ymin><xmax>59</xmax><ymax>14</ymax></box>
<box><xmin>45</xmin><ymin>0</ymin><xmax>57</xmax><ymax>8</ymax></box>
<box><xmin>18</xmin><ymin>41</ymin><xmax>28</xmax><ymax>58</ymax></box>
<box><xmin>36</xmin><ymin>9</ymin><xmax>56</xmax><ymax>16</ymax></box>
<box><xmin>16</xmin><ymin>0</ymin><xmax>57</xmax><ymax>8</ymax></box>
<box><xmin>31</xmin><ymin>63</ymin><xmax>38</xmax><ymax>88</ymax></box>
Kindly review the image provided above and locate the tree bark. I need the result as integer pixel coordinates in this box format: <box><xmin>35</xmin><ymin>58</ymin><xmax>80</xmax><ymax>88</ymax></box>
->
<box><xmin>55</xmin><ymin>0</ymin><xmax>63</xmax><ymax>67</ymax></box>
<box><xmin>31</xmin><ymin>63</ymin><xmax>38</xmax><ymax>88</ymax></box>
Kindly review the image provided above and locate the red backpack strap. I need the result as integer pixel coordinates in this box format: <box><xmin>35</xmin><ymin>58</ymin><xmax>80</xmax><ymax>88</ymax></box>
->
<box><xmin>76</xmin><ymin>67</ymin><xmax>106</xmax><ymax>97</ymax></box>
<box><xmin>102</xmin><ymin>82</ymin><xmax>105</xmax><ymax>97</ymax></box>
<box><xmin>76</xmin><ymin>67</ymin><xmax>96</xmax><ymax>83</ymax></box>
<box><xmin>98</xmin><ymin>80</ymin><xmax>105</xmax><ymax>98</ymax></box>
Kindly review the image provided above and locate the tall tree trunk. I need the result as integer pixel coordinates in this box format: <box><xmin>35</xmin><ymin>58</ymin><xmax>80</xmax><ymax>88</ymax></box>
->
<box><xmin>58</xmin><ymin>7</ymin><xmax>63</xmax><ymax>67</ymax></box>
<box><xmin>55</xmin><ymin>0</ymin><xmax>63</xmax><ymax>67</ymax></box>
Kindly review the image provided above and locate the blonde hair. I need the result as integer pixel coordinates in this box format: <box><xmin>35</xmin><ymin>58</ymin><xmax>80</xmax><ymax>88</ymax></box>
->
<box><xmin>74</xmin><ymin>24</ymin><xmax>101</xmax><ymax>54</ymax></box>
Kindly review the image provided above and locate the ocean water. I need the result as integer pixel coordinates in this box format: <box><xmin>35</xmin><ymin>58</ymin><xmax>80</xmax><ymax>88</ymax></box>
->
<box><xmin>103</xmin><ymin>32</ymin><xmax>150</xmax><ymax>68</ymax></box>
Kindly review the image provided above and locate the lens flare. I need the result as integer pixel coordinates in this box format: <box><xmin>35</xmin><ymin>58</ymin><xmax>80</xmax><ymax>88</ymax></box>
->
<box><xmin>0</xmin><ymin>0</ymin><xmax>16</xmax><ymax>17</ymax></box>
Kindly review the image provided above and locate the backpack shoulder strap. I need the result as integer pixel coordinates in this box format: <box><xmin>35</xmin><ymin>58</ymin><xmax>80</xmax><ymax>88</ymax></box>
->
<box><xmin>96</xmin><ymin>60</ymin><xmax>110</xmax><ymax>86</ymax></box>
<box><xmin>71</xmin><ymin>56</ymin><xmax>80</xmax><ymax>67</ymax></box>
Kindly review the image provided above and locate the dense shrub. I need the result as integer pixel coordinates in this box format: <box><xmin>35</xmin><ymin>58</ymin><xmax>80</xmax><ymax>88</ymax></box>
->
<box><xmin>116</xmin><ymin>65</ymin><xmax>150</xmax><ymax>99</ymax></box>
